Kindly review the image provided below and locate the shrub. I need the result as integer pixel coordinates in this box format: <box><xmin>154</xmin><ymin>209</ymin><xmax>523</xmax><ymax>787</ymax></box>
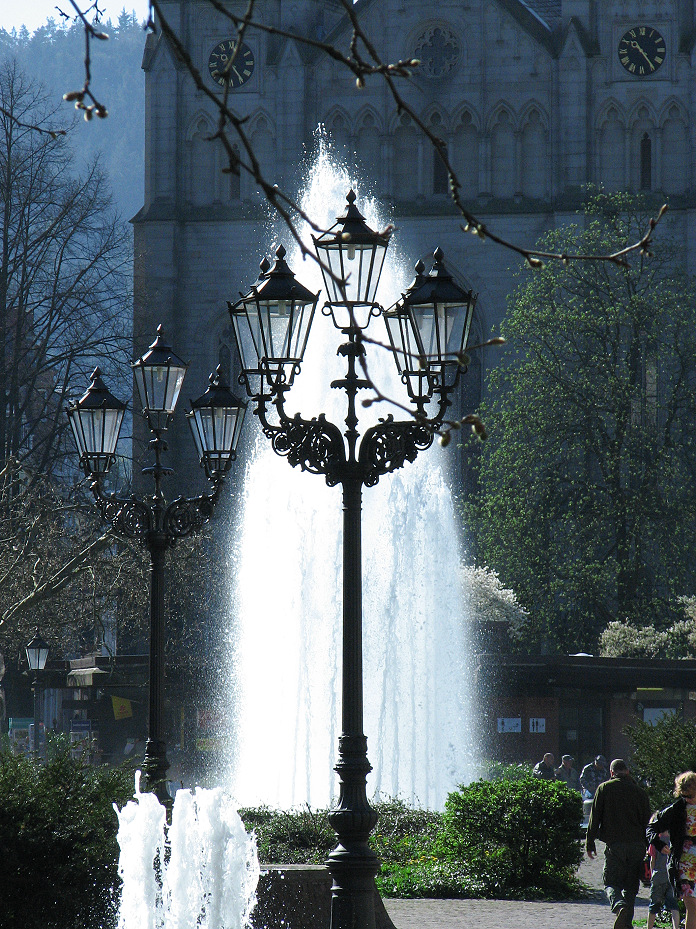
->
<box><xmin>0</xmin><ymin>735</ymin><xmax>134</xmax><ymax>929</ymax></box>
<box><xmin>239</xmin><ymin>805</ymin><xmax>334</xmax><ymax>864</ymax></box>
<box><xmin>485</xmin><ymin>761</ymin><xmax>533</xmax><ymax>782</ymax></box>
<box><xmin>241</xmin><ymin>781</ymin><xmax>585</xmax><ymax>900</ymax></box>
<box><xmin>436</xmin><ymin>775</ymin><xmax>584</xmax><ymax>898</ymax></box>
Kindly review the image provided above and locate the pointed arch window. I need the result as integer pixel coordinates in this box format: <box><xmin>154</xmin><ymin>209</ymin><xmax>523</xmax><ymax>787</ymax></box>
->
<box><xmin>228</xmin><ymin>145</ymin><xmax>241</xmax><ymax>200</ymax></box>
<box><xmin>640</xmin><ymin>133</ymin><xmax>652</xmax><ymax>190</ymax></box>
<box><xmin>429</xmin><ymin>113</ymin><xmax>448</xmax><ymax>195</ymax></box>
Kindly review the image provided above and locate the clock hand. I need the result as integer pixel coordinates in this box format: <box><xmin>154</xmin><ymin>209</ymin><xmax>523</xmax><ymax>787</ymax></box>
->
<box><xmin>629</xmin><ymin>40</ymin><xmax>653</xmax><ymax>67</ymax></box>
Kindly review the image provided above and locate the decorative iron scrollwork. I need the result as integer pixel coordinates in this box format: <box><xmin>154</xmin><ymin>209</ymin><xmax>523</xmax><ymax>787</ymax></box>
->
<box><xmin>92</xmin><ymin>482</ymin><xmax>217</xmax><ymax>544</ymax></box>
<box><xmin>360</xmin><ymin>417</ymin><xmax>434</xmax><ymax>487</ymax></box>
<box><xmin>95</xmin><ymin>492</ymin><xmax>151</xmax><ymax>540</ymax></box>
<box><xmin>163</xmin><ymin>496</ymin><xmax>215</xmax><ymax>539</ymax></box>
<box><xmin>264</xmin><ymin>413</ymin><xmax>345</xmax><ymax>485</ymax></box>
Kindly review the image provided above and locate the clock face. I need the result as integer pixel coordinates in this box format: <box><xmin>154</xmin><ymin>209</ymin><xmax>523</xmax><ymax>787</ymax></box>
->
<box><xmin>208</xmin><ymin>40</ymin><xmax>255</xmax><ymax>88</ymax></box>
<box><xmin>618</xmin><ymin>26</ymin><xmax>666</xmax><ymax>76</ymax></box>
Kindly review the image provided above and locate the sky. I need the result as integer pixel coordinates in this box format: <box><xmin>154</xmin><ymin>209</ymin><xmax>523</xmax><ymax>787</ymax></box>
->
<box><xmin>1</xmin><ymin>0</ymin><xmax>150</xmax><ymax>34</ymax></box>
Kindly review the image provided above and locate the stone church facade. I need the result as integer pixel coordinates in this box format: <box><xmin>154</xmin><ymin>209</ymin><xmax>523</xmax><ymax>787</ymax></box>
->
<box><xmin>133</xmin><ymin>0</ymin><xmax>696</xmax><ymax>483</ymax></box>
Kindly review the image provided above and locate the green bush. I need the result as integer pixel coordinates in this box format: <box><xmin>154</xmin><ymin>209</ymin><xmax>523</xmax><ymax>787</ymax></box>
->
<box><xmin>377</xmin><ymin>859</ymin><xmax>487</xmax><ymax>898</ymax></box>
<box><xmin>485</xmin><ymin>761</ymin><xmax>533</xmax><ymax>782</ymax></box>
<box><xmin>436</xmin><ymin>775</ymin><xmax>584</xmax><ymax>898</ymax></box>
<box><xmin>0</xmin><ymin>736</ymin><xmax>134</xmax><ymax>929</ymax></box>
<box><xmin>239</xmin><ymin>804</ymin><xmax>335</xmax><ymax>864</ymax></box>
<box><xmin>242</xmin><ymin>783</ymin><xmax>584</xmax><ymax>900</ymax></box>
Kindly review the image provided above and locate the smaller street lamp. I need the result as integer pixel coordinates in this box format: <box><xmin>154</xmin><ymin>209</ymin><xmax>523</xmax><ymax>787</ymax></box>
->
<box><xmin>25</xmin><ymin>627</ymin><xmax>49</xmax><ymax>756</ymax></box>
<box><xmin>67</xmin><ymin>329</ymin><xmax>247</xmax><ymax>806</ymax></box>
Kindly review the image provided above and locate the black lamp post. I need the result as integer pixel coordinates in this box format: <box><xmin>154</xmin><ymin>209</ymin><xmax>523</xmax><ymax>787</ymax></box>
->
<box><xmin>229</xmin><ymin>191</ymin><xmax>476</xmax><ymax>929</ymax></box>
<box><xmin>67</xmin><ymin>329</ymin><xmax>247</xmax><ymax>807</ymax></box>
<box><xmin>26</xmin><ymin>627</ymin><xmax>49</xmax><ymax>756</ymax></box>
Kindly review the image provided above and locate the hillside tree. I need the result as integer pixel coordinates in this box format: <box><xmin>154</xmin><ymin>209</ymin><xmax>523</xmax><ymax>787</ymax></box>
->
<box><xmin>0</xmin><ymin>60</ymin><xmax>142</xmax><ymax>665</ymax></box>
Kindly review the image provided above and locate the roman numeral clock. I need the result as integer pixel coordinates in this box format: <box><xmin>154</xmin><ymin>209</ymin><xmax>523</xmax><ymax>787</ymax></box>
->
<box><xmin>208</xmin><ymin>39</ymin><xmax>255</xmax><ymax>88</ymax></box>
<box><xmin>618</xmin><ymin>26</ymin><xmax>666</xmax><ymax>76</ymax></box>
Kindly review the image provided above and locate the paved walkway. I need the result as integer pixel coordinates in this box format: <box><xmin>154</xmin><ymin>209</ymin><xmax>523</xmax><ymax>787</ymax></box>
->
<box><xmin>383</xmin><ymin>844</ymin><xmax>653</xmax><ymax>929</ymax></box>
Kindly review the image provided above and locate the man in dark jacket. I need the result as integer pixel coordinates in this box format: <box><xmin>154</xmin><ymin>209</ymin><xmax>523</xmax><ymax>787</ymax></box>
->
<box><xmin>586</xmin><ymin>758</ymin><xmax>651</xmax><ymax>929</ymax></box>
<box><xmin>532</xmin><ymin>752</ymin><xmax>555</xmax><ymax>779</ymax></box>
<box><xmin>581</xmin><ymin>754</ymin><xmax>609</xmax><ymax>797</ymax></box>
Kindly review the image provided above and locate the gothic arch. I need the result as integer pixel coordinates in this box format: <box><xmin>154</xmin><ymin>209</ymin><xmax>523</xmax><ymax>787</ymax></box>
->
<box><xmin>187</xmin><ymin>112</ymin><xmax>217</xmax><ymax>206</ymax></box>
<box><xmin>657</xmin><ymin>97</ymin><xmax>689</xmax><ymax>127</ymax></box>
<box><xmin>659</xmin><ymin>99</ymin><xmax>690</xmax><ymax>194</ymax></box>
<box><xmin>596</xmin><ymin>102</ymin><xmax>626</xmax><ymax>191</ymax></box>
<box><xmin>519</xmin><ymin>105</ymin><xmax>549</xmax><ymax>199</ymax></box>
<box><xmin>391</xmin><ymin>112</ymin><xmax>420</xmax><ymax>199</ymax></box>
<box><xmin>595</xmin><ymin>99</ymin><xmax>628</xmax><ymax>131</ymax></box>
<box><xmin>518</xmin><ymin>101</ymin><xmax>550</xmax><ymax>134</ymax></box>
<box><xmin>355</xmin><ymin>107</ymin><xmax>383</xmax><ymax>187</ymax></box>
<box><xmin>422</xmin><ymin>104</ymin><xmax>450</xmax><ymax>130</ymax></box>
<box><xmin>247</xmin><ymin>109</ymin><xmax>276</xmax><ymax>138</ymax></box>
<box><xmin>451</xmin><ymin>103</ymin><xmax>481</xmax><ymax>132</ymax></box>
<box><xmin>186</xmin><ymin>110</ymin><xmax>216</xmax><ymax>141</ymax></box>
<box><xmin>451</xmin><ymin>108</ymin><xmax>480</xmax><ymax>199</ymax></box>
<box><xmin>424</xmin><ymin>109</ymin><xmax>451</xmax><ymax>196</ymax></box>
<box><xmin>488</xmin><ymin>105</ymin><xmax>517</xmax><ymax>199</ymax></box>
<box><xmin>629</xmin><ymin>103</ymin><xmax>656</xmax><ymax>191</ymax></box>
<box><xmin>355</xmin><ymin>106</ymin><xmax>384</xmax><ymax>134</ymax></box>
<box><xmin>324</xmin><ymin>106</ymin><xmax>354</xmax><ymax>162</ymax></box>
<box><xmin>486</xmin><ymin>101</ymin><xmax>518</xmax><ymax>136</ymax></box>
<box><xmin>210</xmin><ymin>312</ymin><xmax>241</xmax><ymax>392</ymax></box>
<box><xmin>627</xmin><ymin>99</ymin><xmax>658</xmax><ymax>130</ymax></box>
<box><xmin>247</xmin><ymin>110</ymin><xmax>277</xmax><ymax>191</ymax></box>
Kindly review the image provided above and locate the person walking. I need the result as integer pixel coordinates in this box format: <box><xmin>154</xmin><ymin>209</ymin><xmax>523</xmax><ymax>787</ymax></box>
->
<box><xmin>646</xmin><ymin>769</ymin><xmax>696</xmax><ymax>929</ymax></box>
<box><xmin>533</xmin><ymin>752</ymin><xmax>555</xmax><ymax>780</ymax></box>
<box><xmin>586</xmin><ymin>758</ymin><xmax>651</xmax><ymax>929</ymax></box>
<box><xmin>556</xmin><ymin>754</ymin><xmax>581</xmax><ymax>791</ymax></box>
<box><xmin>581</xmin><ymin>754</ymin><xmax>610</xmax><ymax>798</ymax></box>
<box><xmin>646</xmin><ymin>818</ymin><xmax>680</xmax><ymax>929</ymax></box>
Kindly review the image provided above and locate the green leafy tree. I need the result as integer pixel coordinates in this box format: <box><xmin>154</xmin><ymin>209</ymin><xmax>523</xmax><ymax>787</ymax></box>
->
<box><xmin>626</xmin><ymin>712</ymin><xmax>696</xmax><ymax>811</ymax></box>
<box><xmin>467</xmin><ymin>191</ymin><xmax>696</xmax><ymax>653</ymax></box>
<box><xmin>0</xmin><ymin>736</ymin><xmax>134</xmax><ymax>929</ymax></box>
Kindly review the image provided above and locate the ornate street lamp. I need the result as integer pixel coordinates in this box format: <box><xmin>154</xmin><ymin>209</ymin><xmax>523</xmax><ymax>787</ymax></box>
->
<box><xmin>384</xmin><ymin>248</ymin><xmax>477</xmax><ymax>410</ymax></box>
<box><xmin>26</xmin><ymin>627</ymin><xmax>49</xmax><ymax>756</ymax></box>
<box><xmin>229</xmin><ymin>191</ymin><xmax>476</xmax><ymax>929</ymax></box>
<box><xmin>67</xmin><ymin>329</ymin><xmax>247</xmax><ymax>807</ymax></box>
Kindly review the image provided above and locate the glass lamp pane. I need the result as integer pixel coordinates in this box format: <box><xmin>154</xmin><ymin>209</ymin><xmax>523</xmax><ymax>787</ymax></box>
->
<box><xmin>313</xmin><ymin>190</ymin><xmax>390</xmax><ymax>313</ymax></box>
<box><xmin>229</xmin><ymin>246</ymin><xmax>318</xmax><ymax>389</ymax></box>
<box><xmin>67</xmin><ymin>368</ymin><xmax>126</xmax><ymax>474</ymax></box>
<box><xmin>187</xmin><ymin>367</ymin><xmax>247</xmax><ymax>476</ymax></box>
<box><xmin>132</xmin><ymin>327</ymin><xmax>188</xmax><ymax>427</ymax></box>
<box><xmin>26</xmin><ymin>630</ymin><xmax>49</xmax><ymax>671</ymax></box>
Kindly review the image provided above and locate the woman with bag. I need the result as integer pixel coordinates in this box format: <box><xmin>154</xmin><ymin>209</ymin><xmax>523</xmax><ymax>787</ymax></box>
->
<box><xmin>646</xmin><ymin>770</ymin><xmax>696</xmax><ymax>929</ymax></box>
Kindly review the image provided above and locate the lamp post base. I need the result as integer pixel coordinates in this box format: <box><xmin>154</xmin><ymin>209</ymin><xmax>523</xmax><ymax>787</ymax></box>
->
<box><xmin>142</xmin><ymin>737</ymin><xmax>172</xmax><ymax>811</ymax></box>
<box><xmin>327</xmin><ymin>734</ymin><xmax>380</xmax><ymax>929</ymax></box>
<box><xmin>327</xmin><ymin>851</ymin><xmax>380</xmax><ymax>929</ymax></box>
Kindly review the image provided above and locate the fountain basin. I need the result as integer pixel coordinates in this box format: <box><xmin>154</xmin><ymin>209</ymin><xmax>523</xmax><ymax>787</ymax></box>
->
<box><xmin>252</xmin><ymin>865</ymin><xmax>395</xmax><ymax>929</ymax></box>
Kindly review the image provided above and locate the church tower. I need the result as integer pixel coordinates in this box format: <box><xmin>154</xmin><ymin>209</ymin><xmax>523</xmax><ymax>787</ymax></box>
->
<box><xmin>133</xmin><ymin>0</ymin><xmax>696</xmax><ymax>485</ymax></box>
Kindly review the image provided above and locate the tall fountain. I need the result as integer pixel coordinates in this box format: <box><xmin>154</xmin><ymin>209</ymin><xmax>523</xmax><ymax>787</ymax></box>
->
<box><xmin>227</xmin><ymin>140</ymin><xmax>476</xmax><ymax>812</ymax></box>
